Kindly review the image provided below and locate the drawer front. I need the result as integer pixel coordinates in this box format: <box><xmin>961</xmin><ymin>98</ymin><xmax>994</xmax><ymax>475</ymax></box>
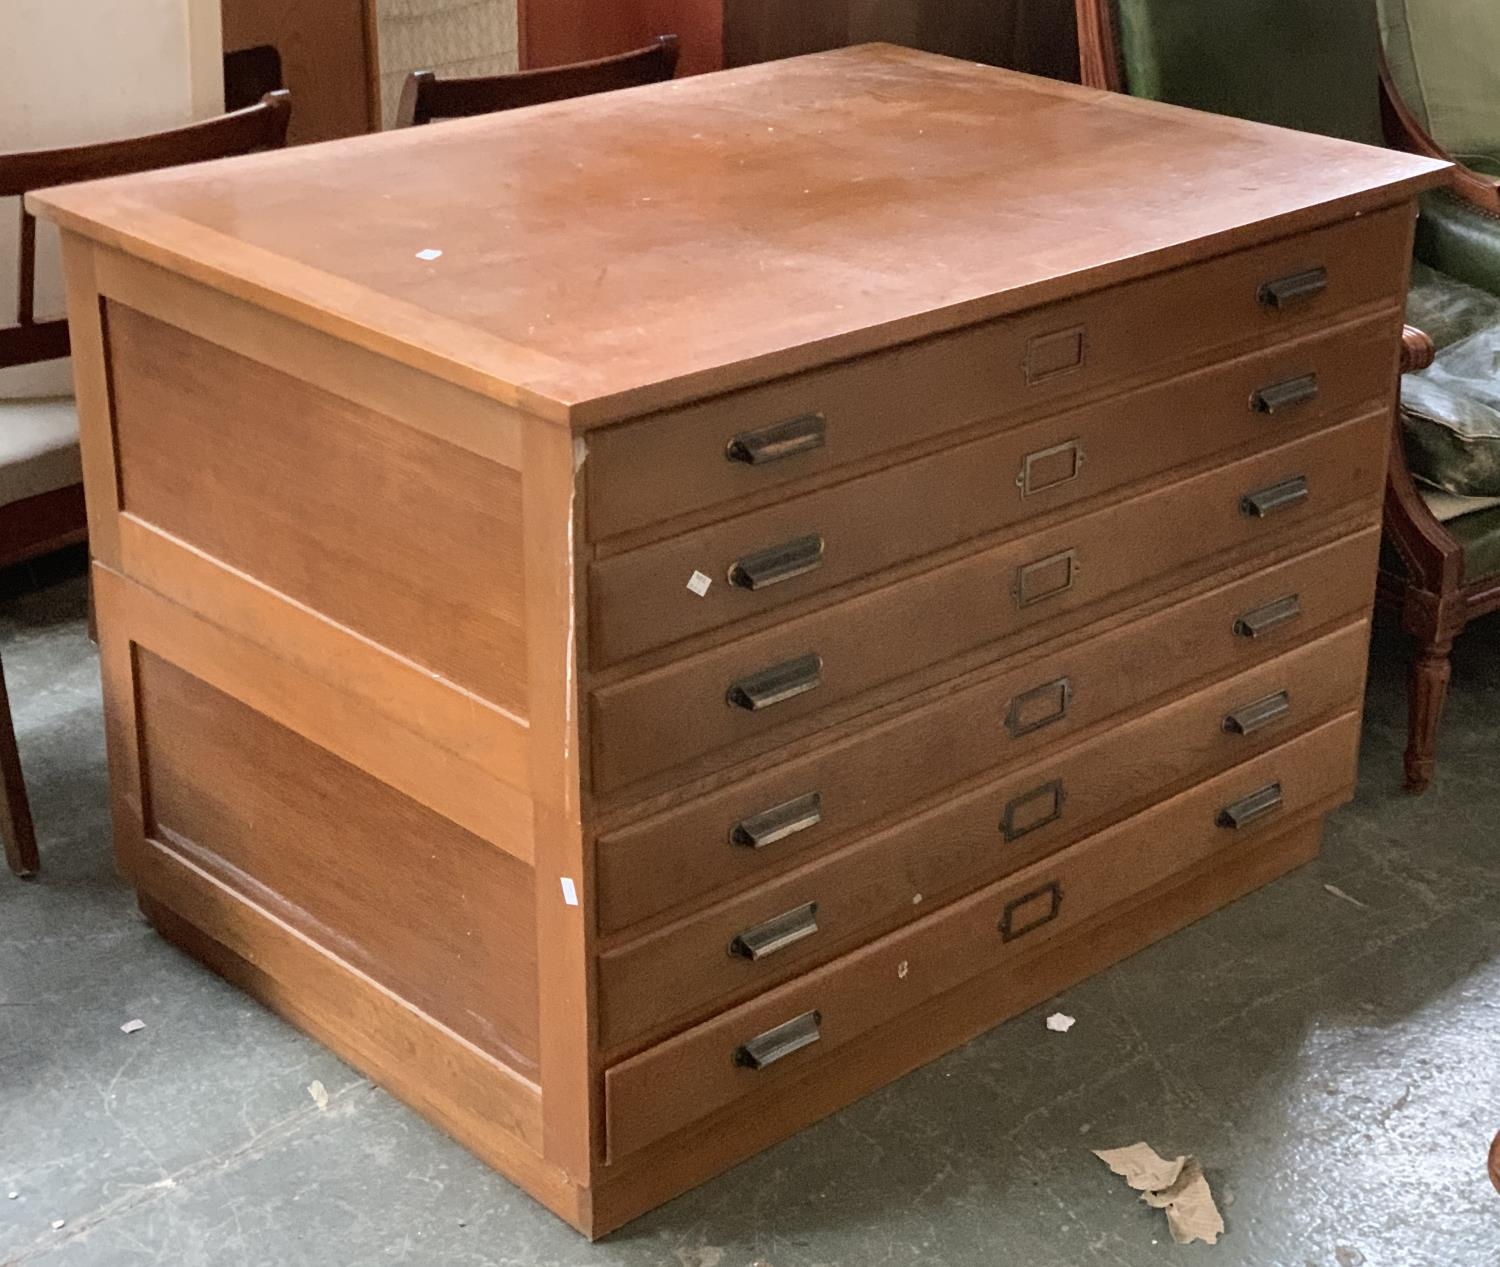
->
<box><xmin>588</xmin><ymin>409</ymin><xmax>1387</xmax><ymax>792</ymax></box>
<box><xmin>603</xmin><ymin>712</ymin><xmax>1361</xmax><ymax>1159</ymax></box>
<box><xmin>597</xmin><ymin>624</ymin><xmax>1367</xmax><ymax>1049</ymax></box>
<box><xmin>586</xmin><ymin>205</ymin><xmax>1410</xmax><ymax>540</ymax></box>
<box><xmin>595</xmin><ymin>529</ymin><xmax>1378</xmax><ymax>934</ymax></box>
<box><xmin>588</xmin><ymin>314</ymin><xmax>1396</xmax><ymax>665</ymax></box>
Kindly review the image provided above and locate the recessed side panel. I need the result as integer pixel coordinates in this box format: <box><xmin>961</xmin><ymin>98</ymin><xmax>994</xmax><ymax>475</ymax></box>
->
<box><xmin>106</xmin><ymin>301</ymin><xmax>528</xmax><ymax>714</ymax></box>
<box><xmin>134</xmin><ymin>648</ymin><xmax>540</xmax><ymax>1077</ymax></box>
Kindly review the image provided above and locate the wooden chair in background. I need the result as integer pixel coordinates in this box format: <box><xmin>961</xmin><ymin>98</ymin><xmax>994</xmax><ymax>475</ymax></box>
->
<box><xmin>0</xmin><ymin>90</ymin><xmax>293</xmax><ymax>877</ymax></box>
<box><xmin>394</xmin><ymin>35</ymin><xmax>679</xmax><ymax>128</ymax></box>
<box><xmin>223</xmin><ymin>45</ymin><xmax>285</xmax><ymax>113</ymax></box>
<box><xmin>1075</xmin><ymin>0</ymin><xmax>1500</xmax><ymax>792</ymax></box>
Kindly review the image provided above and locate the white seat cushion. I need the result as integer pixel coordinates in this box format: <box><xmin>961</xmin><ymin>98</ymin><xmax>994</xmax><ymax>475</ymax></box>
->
<box><xmin>0</xmin><ymin>396</ymin><xmax>81</xmax><ymax>509</ymax></box>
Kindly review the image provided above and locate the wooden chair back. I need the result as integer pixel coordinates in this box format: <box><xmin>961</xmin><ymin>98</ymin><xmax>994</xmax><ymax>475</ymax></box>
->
<box><xmin>224</xmin><ymin>45</ymin><xmax>286</xmax><ymax>113</ymax></box>
<box><xmin>0</xmin><ymin>91</ymin><xmax>292</xmax><ymax>373</ymax></box>
<box><xmin>395</xmin><ymin>36</ymin><xmax>679</xmax><ymax>129</ymax></box>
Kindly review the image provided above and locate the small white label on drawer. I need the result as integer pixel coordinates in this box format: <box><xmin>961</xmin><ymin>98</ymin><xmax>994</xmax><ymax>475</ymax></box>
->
<box><xmin>560</xmin><ymin>877</ymin><xmax>579</xmax><ymax>906</ymax></box>
<box><xmin>686</xmin><ymin>570</ymin><xmax>713</xmax><ymax>597</ymax></box>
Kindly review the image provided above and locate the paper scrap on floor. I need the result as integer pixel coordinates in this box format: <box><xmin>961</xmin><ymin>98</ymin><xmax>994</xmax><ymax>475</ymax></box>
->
<box><xmin>1324</xmin><ymin>884</ymin><xmax>1369</xmax><ymax>909</ymax></box>
<box><xmin>1045</xmin><ymin>1012</ymin><xmax>1076</xmax><ymax>1033</ymax></box>
<box><xmin>1094</xmin><ymin>1142</ymin><xmax>1225</xmax><ymax>1245</ymax></box>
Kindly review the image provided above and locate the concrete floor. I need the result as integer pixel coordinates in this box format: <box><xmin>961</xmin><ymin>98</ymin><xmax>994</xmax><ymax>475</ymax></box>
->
<box><xmin>1</xmin><ymin>554</ymin><xmax>1498</xmax><ymax>1267</ymax></box>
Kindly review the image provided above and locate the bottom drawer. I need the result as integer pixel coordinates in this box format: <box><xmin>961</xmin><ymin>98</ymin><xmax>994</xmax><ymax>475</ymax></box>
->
<box><xmin>603</xmin><ymin>711</ymin><xmax>1360</xmax><ymax>1160</ymax></box>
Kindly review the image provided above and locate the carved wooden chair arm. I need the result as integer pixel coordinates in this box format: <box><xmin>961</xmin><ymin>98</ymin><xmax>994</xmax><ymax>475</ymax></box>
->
<box><xmin>1385</xmin><ymin>338</ymin><xmax>1464</xmax><ymax>594</ymax></box>
<box><xmin>1401</xmin><ymin>324</ymin><xmax>1437</xmax><ymax>372</ymax></box>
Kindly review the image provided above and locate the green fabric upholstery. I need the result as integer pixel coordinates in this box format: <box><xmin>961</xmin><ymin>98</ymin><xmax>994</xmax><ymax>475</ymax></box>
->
<box><xmin>1406</xmin><ymin>259</ymin><xmax>1500</xmax><ymax>348</ymax></box>
<box><xmin>1415</xmin><ymin>192</ymin><xmax>1500</xmax><ymax>299</ymax></box>
<box><xmin>1445</xmin><ymin>503</ymin><xmax>1500</xmax><ymax>579</ymax></box>
<box><xmin>1114</xmin><ymin>0</ymin><xmax>1386</xmax><ymax>145</ymax></box>
<box><xmin>1378</xmin><ymin>0</ymin><xmax>1500</xmax><ymax>173</ymax></box>
<box><xmin>1402</xmin><ymin>262</ymin><xmax>1500</xmax><ymax>498</ymax></box>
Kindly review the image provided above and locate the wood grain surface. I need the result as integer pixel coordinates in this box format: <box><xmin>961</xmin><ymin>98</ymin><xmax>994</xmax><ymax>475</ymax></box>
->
<box><xmin>108</xmin><ymin>303</ymin><xmax>529</xmax><ymax>712</ymax></box>
<box><xmin>136</xmin><ymin>649</ymin><xmax>540</xmax><ymax>1073</ymax></box>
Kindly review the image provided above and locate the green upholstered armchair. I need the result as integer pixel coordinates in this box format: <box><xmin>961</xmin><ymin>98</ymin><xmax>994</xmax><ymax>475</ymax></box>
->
<box><xmin>1076</xmin><ymin>0</ymin><xmax>1500</xmax><ymax>793</ymax></box>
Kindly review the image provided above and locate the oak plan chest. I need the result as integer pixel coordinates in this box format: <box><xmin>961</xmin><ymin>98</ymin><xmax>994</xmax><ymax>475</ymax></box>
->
<box><xmin>32</xmin><ymin>45</ymin><xmax>1448</xmax><ymax>1237</ymax></box>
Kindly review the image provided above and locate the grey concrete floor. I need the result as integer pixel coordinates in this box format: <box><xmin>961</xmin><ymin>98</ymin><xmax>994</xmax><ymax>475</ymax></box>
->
<box><xmin>2</xmin><ymin>553</ymin><xmax>1498</xmax><ymax>1267</ymax></box>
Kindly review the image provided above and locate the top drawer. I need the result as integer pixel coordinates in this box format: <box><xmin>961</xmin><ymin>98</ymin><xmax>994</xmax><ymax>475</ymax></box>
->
<box><xmin>585</xmin><ymin>205</ymin><xmax>1412</xmax><ymax>540</ymax></box>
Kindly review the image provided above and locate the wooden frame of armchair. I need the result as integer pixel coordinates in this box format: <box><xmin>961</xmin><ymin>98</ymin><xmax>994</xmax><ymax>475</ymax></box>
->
<box><xmin>1077</xmin><ymin>0</ymin><xmax>1500</xmax><ymax>792</ymax></box>
<box><xmin>1374</xmin><ymin>55</ymin><xmax>1500</xmax><ymax>793</ymax></box>
<box><xmin>0</xmin><ymin>92</ymin><xmax>292</xmax><ymax>878</ymax></box>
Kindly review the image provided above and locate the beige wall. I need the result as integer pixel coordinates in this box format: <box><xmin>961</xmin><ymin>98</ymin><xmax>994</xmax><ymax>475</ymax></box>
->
<box><xmin>375</xmin><ymin>0</ymin><xmax>519</xmax><ymax>128</ymax></box>
<box><xmin>0</xmin><ymin>0</ymin><xmax>222</xmax><ymax>396</ymax></box>
<box><xmin>1</xmin><ymin>0</ymin><xmax>222</xmax><ymax>148</ymax></box>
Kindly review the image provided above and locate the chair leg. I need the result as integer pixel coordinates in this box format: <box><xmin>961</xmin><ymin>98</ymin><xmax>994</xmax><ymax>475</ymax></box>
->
<box><xmin>1404</xmin><ymin>636</ymin><xmax>1454</xmax><ymax>795</ymax></box>
<box><xmin>0</xmin><ymin>654</ymin><xmax>38</xmax><ymax>877</ymax></box>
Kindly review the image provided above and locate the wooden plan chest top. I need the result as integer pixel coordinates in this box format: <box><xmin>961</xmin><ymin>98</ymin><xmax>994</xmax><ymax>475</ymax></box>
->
<box><xmin>37</xmin><ymin>44</ymin><xmax>1441</xmax><ymax>422</ymax></box>
<box><xmin>32</xmin><ymin>44</ymin><xmax>1448</xmax><ymax>1238</ymax></box>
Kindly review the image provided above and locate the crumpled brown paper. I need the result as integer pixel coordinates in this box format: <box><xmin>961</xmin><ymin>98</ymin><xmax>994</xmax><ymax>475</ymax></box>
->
<box><xmin>1094</xmin><ymin>1142</ymin><xmax>1225</xmax><ymax>1245</ymax></box>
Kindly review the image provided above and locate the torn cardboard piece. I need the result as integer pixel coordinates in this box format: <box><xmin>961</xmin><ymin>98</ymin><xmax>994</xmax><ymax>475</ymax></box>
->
<box><xmin>1143</xmin><ymin>1158</ymin><xmax>1224</xmax><ymax>1245</ymax></box>
<box><xmin>1094</xmin><ymin>1142</ymin><xmax>1186</xmax><ymax>1191</ymax></box>
<box><xmin>1094</xmin><ymin>1142</ymin><xmax>1225</xmax><ymax>1245</ymax></box>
